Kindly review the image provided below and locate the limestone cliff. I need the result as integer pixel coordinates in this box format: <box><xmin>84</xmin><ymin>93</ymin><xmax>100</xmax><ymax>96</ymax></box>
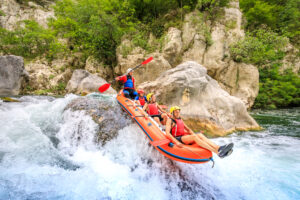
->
<box><xmin>115</xmin><ymin>1</ymin><xmax>259</xmax><ymax>109</ymax></box>
<box><xmin>0</xmin><ymin>0</ymin><xmax>54</xmax><ymax>30</ymax></box>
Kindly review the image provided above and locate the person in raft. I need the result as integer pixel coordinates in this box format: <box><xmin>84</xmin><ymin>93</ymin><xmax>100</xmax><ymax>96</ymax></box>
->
<box><xmin>165</xmin><ymin>106</ymin><xmax>233</xmax><ymax>158</ymax></box>
<box><xmin>143</xmin><ymin>93</ymin><xmax>168</xmax><ymax>125</ymax></box>
<box><xmin>115</xmin><ymin>68</ymin><xmax>138</xmax><ymax>99</ymax></box>
<box><xmin>134</xmin><ymin>89</ymin><xmax>147</xmax><ymax>106</ymax></box>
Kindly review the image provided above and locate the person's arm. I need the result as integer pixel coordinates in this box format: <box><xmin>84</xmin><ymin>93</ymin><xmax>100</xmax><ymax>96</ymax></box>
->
<box><xmin>157</xmin><ymin>104</ymin><xmax>167</xmax><ymax>113</ymax></box>
<box><xmin>183</xmin><ymin>121</ymin><xmax>194</xmax><ymax>135</ymax></box>
<box><xmin>134</xmin><ymin>96</ymin><xmax>140</xmax><ymax>105</ymax></box>
<box><xmin>143</xmin><ymin>103</ymin><xmax>148</xmax><ymax>112</ymax></box>
<box><xmin>165</xmin><ymin>119</ymin><xmax>183</xmax><ymax>147</ymax></box>
<box><xmin>115</xmin><ymin>75</ymin><xmax>126</xmax><ymax>83</ymax></box>
<box><xmin>132</xmin><ymin>77</ymin><xmax>135</xmax><ymax>89</ymax></box>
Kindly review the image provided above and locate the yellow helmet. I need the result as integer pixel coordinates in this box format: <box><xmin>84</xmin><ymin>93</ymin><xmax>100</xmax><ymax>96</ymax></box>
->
<box><xmin>146</xmin><ymin>93</ymin><xmax>154</xmax><ymax>102</ymax></box>
<box><xmin>170</xmin><ymin>106</ymin><xmax>181</xmax><ymax>114</ymax></box>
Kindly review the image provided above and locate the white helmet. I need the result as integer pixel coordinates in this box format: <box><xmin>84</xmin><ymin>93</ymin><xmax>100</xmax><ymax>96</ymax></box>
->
<box><xmin>127</xmin><ymin>68</ymin><xmax>133</xmax><ymax>74</ymax></box>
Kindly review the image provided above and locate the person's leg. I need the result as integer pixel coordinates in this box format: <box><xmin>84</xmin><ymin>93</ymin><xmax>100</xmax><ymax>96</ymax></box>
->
<box><xmin>154</xmin><ymin>117</ymin><xmax>161</xmax><ymax>125</ymax></box>
<box><xmin>161</xmin><ymin>113</ymin><xmax>168</xmax><ymax>125</ymax></box>
<box><xmin>123</xmin><ymin>90</ymin><xmax>130</xmax><ymax>98</ymax></box>
<box><xmin>128</xmin><ymin>89</ymin><xmax>137</xmax><ymax>99</ymax></box>
<box><xmin>196</xmin><ymin>133</ymin><xmax>220</xmax><ymax>150</ymax></box>
<box><xmin>181</xmin><ymin>135</ymin><xmax>219</xmax><ymax>154</ymax></box>
<box><xmin>132</xmin><ymin>90</ymin><xmax>138</xmax><ymax>99</ymax></box>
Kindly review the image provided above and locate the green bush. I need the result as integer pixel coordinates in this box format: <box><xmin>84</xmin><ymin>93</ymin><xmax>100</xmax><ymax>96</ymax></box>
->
<box><xmin>240</xmin><ymin>0</ymin><xmax>300</xmax><ymax>46</ymax></box>
<box><xmin>50</xmin><ymin>0</ymin><xmax>138</xmax><ymax>66</ymax></box>
<box><xmin>230</xmin><ymin>29</ymin><xmax>288</xmax><ymax>65</ymax></box>
<box><xmin>230</xmin><ymin>28</ymin><xmax>299</xmax><ymax>109</ymax></box>
<box><xmin>0</xmin><ymin>20</ymin><xmax>65</xmax><ymax>60</ymax></box>
<box><xmin>254</xmin><ymin>67</ymin><xmax>300</xmax><ymax>109</ymax></box>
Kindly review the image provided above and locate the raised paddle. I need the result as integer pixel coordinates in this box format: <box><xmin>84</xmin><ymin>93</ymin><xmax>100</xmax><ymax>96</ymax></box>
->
<box><xmin>98</xmin><ymin>57</ymin><xmax>153</xmax><ymax>93</ymax></box>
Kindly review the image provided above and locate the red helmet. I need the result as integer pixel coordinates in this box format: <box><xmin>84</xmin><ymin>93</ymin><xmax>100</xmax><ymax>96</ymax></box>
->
<box><xmin>137</xmin><ymin>89</ymin><xmax>145</xmax><ymax>94</ymax></box>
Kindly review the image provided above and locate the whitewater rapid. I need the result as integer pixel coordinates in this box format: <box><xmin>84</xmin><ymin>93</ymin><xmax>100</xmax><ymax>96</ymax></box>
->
<box><xmin>0</xmin><ymin>94</ymin><xmax>299</xmax><ymax>200</ymax></box>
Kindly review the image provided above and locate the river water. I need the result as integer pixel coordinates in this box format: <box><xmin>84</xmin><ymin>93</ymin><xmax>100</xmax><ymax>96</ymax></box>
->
<box><xmin>0</xmin><ymin>94</ymin><xmax>299</xmax><ymax>200</ymax></box>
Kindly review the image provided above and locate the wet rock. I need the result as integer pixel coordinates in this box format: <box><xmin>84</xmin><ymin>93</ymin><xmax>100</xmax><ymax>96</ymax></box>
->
<box><xmin>0</xmin><ymin>55</ymin><xmax>29</xmax><ymax>95</ymax></box>
<box><xmin>65</xmin><ymin>96</ymin><xmax>132</xmax><ymax>144</ymax></box>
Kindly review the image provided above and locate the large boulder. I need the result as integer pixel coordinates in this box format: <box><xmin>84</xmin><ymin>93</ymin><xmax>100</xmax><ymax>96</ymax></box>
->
<box><xmin>139</xmin><ymin>61</ymin><xmax>261</xmax><ymax>136</ymax></box>
<box><xmin>65</xmin><ymin>95</ymin><xmax>132</xmax><ymax>145</ymax></box>
<box><xmin>0</xmin><ymin>55</ymin><xmax>28</xmax><ymax>95</ymax></box>
<box><xmin>66</xmin><ymin>69</ymin><xmax>116</xmax><ymax>95</ymax></box>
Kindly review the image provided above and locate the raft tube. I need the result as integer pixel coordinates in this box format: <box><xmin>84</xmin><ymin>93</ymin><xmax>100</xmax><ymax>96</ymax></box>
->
<box><xmin>117</xmin><ymin>90</ymin><xmax>213</xmax><ymax>164</ymax></box>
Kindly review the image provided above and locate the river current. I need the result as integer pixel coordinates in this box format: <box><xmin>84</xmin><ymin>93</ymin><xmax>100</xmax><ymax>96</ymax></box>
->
<box><xmin>0</xmin><ymin>94</ymin><xmax>299</xmax><ymax>200</ymax></box>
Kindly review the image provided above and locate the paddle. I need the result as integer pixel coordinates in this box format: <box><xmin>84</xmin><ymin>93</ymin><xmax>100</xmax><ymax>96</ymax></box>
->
<box><xmin>98</xmin><ymin>57</ymin><xmax>153</xmax><ymax>93</ymax></box>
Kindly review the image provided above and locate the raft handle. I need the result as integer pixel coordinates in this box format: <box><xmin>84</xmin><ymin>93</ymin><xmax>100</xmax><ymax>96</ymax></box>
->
<box><xmin>168</xmin><ymin>142</ymin><xmax>174</xmax><ymax>148</ymax></box>
<box><xmin>210</xmin><ymin>157</ymin><xmax>215</xmax><ymax>168</ymax></box>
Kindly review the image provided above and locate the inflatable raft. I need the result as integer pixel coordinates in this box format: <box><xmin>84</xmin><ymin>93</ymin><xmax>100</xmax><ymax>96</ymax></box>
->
<box><xmin>117</xmin><ymin>90</ymin><xmax>213</xmax><ymax>164</ymax></box>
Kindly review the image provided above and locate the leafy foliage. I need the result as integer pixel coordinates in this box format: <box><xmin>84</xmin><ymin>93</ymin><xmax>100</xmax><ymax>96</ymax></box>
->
<box><xmin>0</xmin><ymin>20</ymin><xmax>64</xmax><ymax>60</ymax></box>
<box><xmin>230</xmin><ymin>28</ymin><xmax>299</xmax><ymax>109</ymax></box>
<box><xmin>254</xmin><ymin>67</ymin><xmax>300</xmax><ymax>109</ymax></box>
<box><xmin>230</xmin><ymin>29</ymin><xmax>288</xmax><ymax>65</ymax></box>
<box><xmin>240</xmin><ymin>0</ymin><xmax>300</xmax><ymax>46</ymax></box>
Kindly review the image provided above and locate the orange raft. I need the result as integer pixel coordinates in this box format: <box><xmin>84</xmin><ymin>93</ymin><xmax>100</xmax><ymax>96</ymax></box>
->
<box><xmin>117</xmin><ymin>90</ymin><xmax>213</xmax><ymax>164</ymax></box>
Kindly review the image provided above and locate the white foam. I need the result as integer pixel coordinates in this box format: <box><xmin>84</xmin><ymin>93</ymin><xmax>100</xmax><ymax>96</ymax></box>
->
<box><xmin>0</xmin><ymin>96</ymin><xmax>299</xmax><ymax>200</ymax></box>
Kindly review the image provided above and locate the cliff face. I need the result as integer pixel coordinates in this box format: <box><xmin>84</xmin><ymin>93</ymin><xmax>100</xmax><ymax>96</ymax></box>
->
<box><xmin>0</xmin><ymin>0</ymin><xmax>54</xmax><ymax>30</ymax></box>
<box><xmin>1</xmin><ymin>0</ymin><xmax>297</xmax><ymax>109</ymax></box>
<box><xmin>115</xmin><ymin>1</ymin><xmax>259</xmax><ymax>109</ymax></box>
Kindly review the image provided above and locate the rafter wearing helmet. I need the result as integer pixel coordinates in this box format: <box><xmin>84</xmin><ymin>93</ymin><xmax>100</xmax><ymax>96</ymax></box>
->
<box><xmin>165</xmin><ymin>106</ymin><xmax>234</xmax><ymax>158</ymax></box>
<box><xmin>115</xmin><ymin>68</ymin><xmax>137</xmax><ymax>99</ymax></box>
<box><xmin>143</xmin><ymin>93</ymin><xmax>168</xmax><ymax>126</ymax></box>
<box><xmin>134</xmin><ymin>89</ymin><xmax>147</xmax><ymax>106</ymax></box>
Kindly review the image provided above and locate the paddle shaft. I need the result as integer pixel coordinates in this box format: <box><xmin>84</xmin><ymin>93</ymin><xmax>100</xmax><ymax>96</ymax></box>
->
<box><xmin>110</xmin><ymin>58</ymin><xmax>151</xmax><ymax>84</ymax></box>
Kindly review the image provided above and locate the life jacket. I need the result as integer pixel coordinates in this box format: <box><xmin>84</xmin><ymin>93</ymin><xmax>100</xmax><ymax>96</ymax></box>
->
<box><xmin>124</xmin><ymin>75</ymin><xmax>134</xmax><ymax>89</ymax></box>
<box><xmin>147</xmin><ymin>103</ymin><xmax>159</xmax><ymax>115</ymax></box>
<box><xmin>171</xmin><ymin>118</ymin><xmax>186</xmax><ymax>137</ymax></box>
<box><xmin>138</xmin><ymin>96</ymin><xmax>146</xmax><ymax>106</ymax></box>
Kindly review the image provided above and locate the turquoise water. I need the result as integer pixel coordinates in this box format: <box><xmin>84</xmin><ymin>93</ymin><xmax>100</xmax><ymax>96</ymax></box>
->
<box><xmin>209</xmin><ymin>108</ymin><xmax>300</xmax><ymax>200</ymax></box>
<box><xmin>0</xmin><ymin>95</ymin><xmax>299</xmax><ymax>200</ymax></box>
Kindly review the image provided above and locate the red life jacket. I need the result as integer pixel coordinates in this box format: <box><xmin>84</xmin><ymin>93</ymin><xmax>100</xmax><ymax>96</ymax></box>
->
<box><xmin>147</xmin><ymin>103</ymin><xmax>159</xmax><ymax>115</ymax></box>
<box><xmin>139</xmin><ymin>96</ymin><xmax>146</xmax><ymax>106</ymax></box>
<box><xmin>171</xmin><ymin>118</ymin><xmax>186</xmax><ymax>137</ymax></box>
